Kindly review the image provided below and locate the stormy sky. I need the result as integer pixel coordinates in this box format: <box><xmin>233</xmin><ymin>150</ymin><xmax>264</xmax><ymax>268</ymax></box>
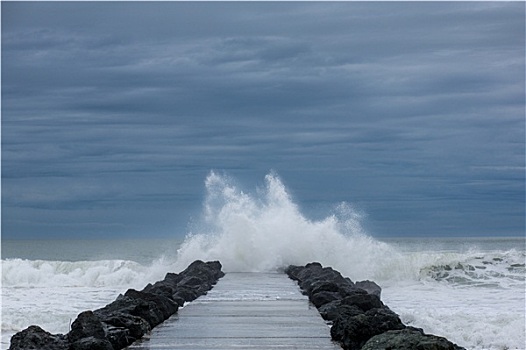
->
<box><xmin>2</xmin><ymin>2</ymin><xmax>524</xmax><ymax>239</ymax></box>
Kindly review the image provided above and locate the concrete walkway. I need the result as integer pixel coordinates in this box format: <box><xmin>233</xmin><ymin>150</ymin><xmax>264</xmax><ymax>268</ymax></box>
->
<box><xmin>127</xmin><ymin>272</ymin><xmax>340</xmax><ymax>349</ymax></box>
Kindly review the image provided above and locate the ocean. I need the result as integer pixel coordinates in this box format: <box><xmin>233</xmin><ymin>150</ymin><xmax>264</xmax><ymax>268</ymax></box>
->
<box><xmin>2</xmin><ymin>172</ymin><xmax>525</xmax><ymax>349</ymax></box>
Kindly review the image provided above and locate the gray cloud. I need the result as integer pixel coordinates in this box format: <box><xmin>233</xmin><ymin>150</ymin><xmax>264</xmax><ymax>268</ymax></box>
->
<box><xmin>2</xmin><ymin>1</ymin><xmax>524</xmax><ymax>238</ymax></box>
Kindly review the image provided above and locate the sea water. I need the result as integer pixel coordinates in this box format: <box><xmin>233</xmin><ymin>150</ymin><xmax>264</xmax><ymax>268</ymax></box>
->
<box><xmin>2</xmin><ymin>172</ymin><xmax>525</xmax><ymax>349</ymax></box>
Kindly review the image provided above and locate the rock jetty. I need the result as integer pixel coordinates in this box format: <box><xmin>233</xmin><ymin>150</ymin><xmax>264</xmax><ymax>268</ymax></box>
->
<box><xmin>286</xmin><ymin>262</ymin><xmax>465</xmax><ymax>350</ymax></box>
<box><xmin>9</xmin><ymin>260</ymin><xmax>224</xmax><ymax>350</ymax></box>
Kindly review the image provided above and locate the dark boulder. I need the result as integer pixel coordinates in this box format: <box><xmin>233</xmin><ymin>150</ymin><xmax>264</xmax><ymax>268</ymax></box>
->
<box><xmin>286</xmin><ymin>263</ymin><xmax>355</xmax><ymax>303</ymax></box>
<box><xmin>178</xmin><ymin>275</ymin><xmax>206</xmax><ymax>287</ymax></box>
<box><xmin>177</xmin><ymin>276</ymin><xmax>211</xmax><ymax>298</ymax></box>
<box><xmin>309</xmin><ymin>280</ymin><xmax>341</xmax><ymax>295</ymax></box>
<box><xmin>96</xmin><ymin>295</ymin><xmax>164</xmax><ymax>328</ymax></box>
<box><xmin>102</xmin><ymin>326</ymin><xmax>132</xmax><ymax>350</ymax></box>
<box><xmin>311</xmin><ymin>291</ymin><xmax>341</xmax><ymax>308</ymax></box>
<box><xmin>319</xmin><ymin>302</ymin><xmax>364</xmax><ymax>322</ymax></box>
<box><xmin>172</xmin><ymin>260</ymin><xmax>225</xmax><ymax>301</ymax></box>
<box><xmin>9</xmin><ymin>325</ymin><xmax>68</xmax><ymax>350</ymax></box>
<box><xmin>142</xmin><ymin>282</ymin><xmax>176</xmax><ymax>299</ymax></box>
<box><xmin>355</xmin><ymin>280</ymin><xmax>382</xmax><ymax>298</ymax></box>
<box><xmin>100</xmin><ymin>313</ymin><xmax>152</xmax><ymax>339</ymax></box>
<box><xmin>68</xmin><ymin>311</ymin><xmax>106</xmax><ymax>343</ymax></box>
<box><xmin>362</xmin><ymin>327</ymin><xmax>466</xmax><ymax>350</ymax></box>
<box><xmin>124</xmin><ymin>288</ymin><xmax>179</xmax><ymax>320</ymax></box>
<box><xmin>173</xmin><ymin>286</ymin><xmax>199</xmax><ymax>302</ymax></box>
<box><xmin>332</xmin><ymin>304</ymin><xmax>364</xmax><ymax>320</ymax></box>
<box><xmin>284</xmin><ymin>264</ymin><xmax>304</xmax><ymax>281</ymax></box>
<box><xmin>180</xmin><ymin>260</ymin><xmax>225</xmax><ymax>284</ymax></box>
<box><xmin>331</xmin><ymin>307</ymin><xmax>406</xmax><ymax>350</ymax></box>
<box><xmin>69</xmin><ymin>336</ymin><xmax>114</xmax><ymax>350</ymax></box>
<box><xmin>171</xmin><ymin>294</ymin><xmax>186</xmax><ymax>307</ymax></box>
<box><xmin>338</xmin><ymin>284</ymin><xmax>365</xmax><ymax>298</ymax></box>
<box><xmin>318</xmin><ymin>300</ymin><xmax>342</xmax><ymax>321</ymax></box>
<box><xmin>340</xmin><ymin>293</ymin><xmax>385</xmax><ymax>312</ymax></box>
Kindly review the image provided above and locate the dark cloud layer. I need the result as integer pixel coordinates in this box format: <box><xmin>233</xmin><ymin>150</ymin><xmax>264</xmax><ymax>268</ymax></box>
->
<box><xmin>2</xmin><ymin>2</ymin><xmax>524</xmax><ymax>239</ymax></box>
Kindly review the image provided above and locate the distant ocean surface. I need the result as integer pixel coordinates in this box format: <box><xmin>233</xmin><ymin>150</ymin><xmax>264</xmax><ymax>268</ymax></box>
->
<box><xmin>2</xmin><ymin>173</ymin><xmax>525</xmax><ymax>349</ymax></box>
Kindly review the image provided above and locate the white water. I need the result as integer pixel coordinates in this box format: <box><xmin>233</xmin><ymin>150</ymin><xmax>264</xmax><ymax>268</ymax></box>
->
<box><xmin>2</xmin><ymin>171</ymin><xmax>525</xmax><ymax>349</ymax></box>
<box><xmin>175</xmin><ymin>171</ymin><xmax>395</xmax><ymax>278</ymax></box>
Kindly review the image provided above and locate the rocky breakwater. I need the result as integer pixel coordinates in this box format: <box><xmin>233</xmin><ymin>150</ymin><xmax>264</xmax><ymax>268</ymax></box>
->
<box><xmin>286</xmin><ymin>262</ymin><xmax>465</xmax><ymax>350</ymax></box>
<box><xmin>9</xmin><ymin>260</ymin><xmax>224</xmax><ymax>350</ymax></box>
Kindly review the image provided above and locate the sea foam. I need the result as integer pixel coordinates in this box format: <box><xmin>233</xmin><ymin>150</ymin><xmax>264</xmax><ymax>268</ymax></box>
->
<box><xmin>174</xmin><ymin>171</ymin><xmax>399</xmax><ymax>279</ymax></box>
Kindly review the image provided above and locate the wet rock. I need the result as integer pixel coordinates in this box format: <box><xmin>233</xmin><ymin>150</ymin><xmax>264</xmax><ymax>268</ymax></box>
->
<box><xmin>331</xmin><ymin>307</ymin><xmax>406</xmax><ymax>350</ymax></box>
<box><xmin>173</xmin><ymin>285</ymin><xmax>199</xmax><ymax>302</ymax></box>
<box><xmin>70</xmin><ymin>336</ymin><xmax>114</xmax><ymax>350</ymax></box>
<box><xmin>178</xmin><ymin>275</ymin><xmax>206</xmax><ymax>287</ymax></box>
<box><xmin>171</xmin><ymin>294</ymin><xmax>186</xmax><ymax>307</ymax></box>
<box><xmin>96</xmin><ymin>295</ymin><xmax>165</xmax><ymax>328</ymax></box>
<box><xmin>318</xmin><ymin>300</ymin><xmax>343</xmax><ymax>321</ymax></box>
<box><xmin>284</xmin><ymin>264</ymin><xmax>304</xmax><ymax>281</ymax></box>
<box><xmin>124</xmin><ymin>288</ymin><xmax>179</xmax><ymax>320</ymax></box>
<box><xmin>68</xmin><ymin>311</ymin><xmax>106</xmax><ymax>343</ymax></box>
<box><xmin>8</xmin><ymin>325</ymin><xmax>68</xmax><ymax>350</ymax></box>
<box><xmin>319</xmin><ymin>303</ymin><xmax>364</xmax><ymax>322</ymax></box>
<box><xmin>309</xmin><ymin>280</ymin><xmax>341</xmax><ymax>295</ymax></box>
<box><xmin>102</xmin><ymin>326</ymin><xmax>132</xmax><ymax>350</ymax></box>
<box><xmin>362</xmin><ymin>327</ymin><xmax>466</xmax><ymax>350</ymax></box>
<box><xmin>311</xmin><ymin>291</ymin><xmax>341</xmax><ymax>308</ymax></box>
<box><xmin>98</xmin><ymin>313</ymin><xmax>150</xmax><ymax>341</ymax></box>
<box><xmin>180</xmin><ymin>260</ymin><xmax>225</xmax><ymax>285</ymax></box>
<box><xmin>355</xmin><ymin>280</ymin><xmax>382</xmax><ymax>297</ymax></box>
<box><xmin>340</xmin><ymin>293</ymin><xmax>384</xmax><ymax>312</ymax></box>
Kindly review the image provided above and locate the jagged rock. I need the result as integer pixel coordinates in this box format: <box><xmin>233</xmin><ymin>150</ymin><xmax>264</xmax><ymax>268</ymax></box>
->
<box><xmin>318</xmin><ymin>300</ymin><xmax>343</xmax><ymax>321</ymax></box>
<box><xmin>124</xmin><ymin>288</ymin><xmax>179</xmax><ymax>320</ymax></box>
<box><xmin>171</xmin><ymin>294</ymin><xmax>186</xmax><ymax>307</ymax></box>
<box><xmin>97</xmin><ymin>312</ymin><xmax>150</xmax><ymax>339</ymax></box>
<box><xmin>338</xmin><ymin>284</ymin><xmax>364</xmax><ymax>298</ymax></box>
<box><xmin>284</xmin><ymin>264</ymin><xmax>304</xmax><ymax>281</ymax></box>
<box><xmin>311</xmin><ymin>291</ymin><xmax>341</xmax><ymax>308</ymax></box>
<box><xmin>355</xmin><ymin>280</ymin><xmax>382</xmax><ymax>298</ymax></box>
<box><xmin>68</xmin><ymin>311</ymin><xmax>106</xmax><ymax>343</ymax></box>
<box><xmin>319</xmin><ymin>302</ymin><xmax>364</xmax><ymax>322</ymax></box>
<box><xmin>69</xmin><ymin>336</ymin><xmax>114</xmax><ymax>350</ymax></box>
<box><xmin>180</xmin><ymin>260</ymin><xmax>225</xmax><ymax>284</ymax></box>
<box><xmin>309</xmin><ymin>280</ymin><xmax>341</xmax><ymax>295</ymax></box>
<box><xmin>331</xmin><ymin>307</ymin><xmax>406</xmax><ymax>350</ymax></box>
<box><xmin>102</xmin><ymin>326</ymin><xmax>132</xmax><ymax>350</ymax></box>
<box><xmin>178</xmin><ymin>275</ymin><xmax>206</xmax><ymax>287</ymax></box>
<box><xmin>96</xmin><ymin>295</ymin><xmax>164</xmax><ymax>328</ymax></box>
<box><xmin>340</xmin><ymin>293</ymin><xmax>384</xmax><ymax>312</ymax></box>
<box><xmin>9</xmin><ymin>325</ymin><xmax>68</xmax><ymax>350</ymax></box>
<box><xmin>173</xmin><ymin>286</ymin><xmax>199</xmax><ymax>302</ymax></box>
<box><xmin>362</xmin><ymin>327</ymin><xmax>466</xmax><ymax>350</ymax></box>
<box><xmin>142</xmin><ymin>282</ymin><xmax>176</xmax><ymax>299</ymax></box>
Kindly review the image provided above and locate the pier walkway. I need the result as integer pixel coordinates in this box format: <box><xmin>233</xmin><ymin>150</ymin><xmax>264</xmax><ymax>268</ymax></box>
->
<box><xmin>127</xmin><ymin>272</ymin><xmax>340</xmax><ymax>349</ymax></box>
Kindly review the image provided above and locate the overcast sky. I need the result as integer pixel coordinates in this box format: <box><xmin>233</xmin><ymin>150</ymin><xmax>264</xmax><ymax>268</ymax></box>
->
<box><xmin>2</xmin><ymin>2</ymin><xmax>524</xmax><ymax>239</ymax></box>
